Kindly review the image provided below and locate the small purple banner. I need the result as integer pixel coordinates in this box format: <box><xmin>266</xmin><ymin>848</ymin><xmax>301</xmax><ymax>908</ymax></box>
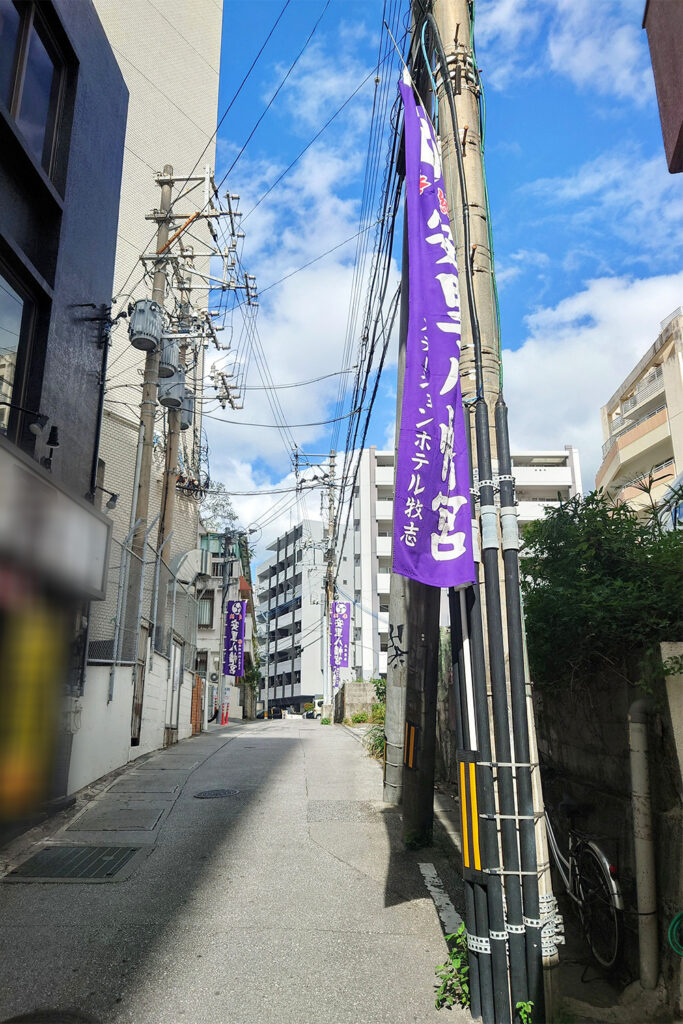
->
<box><xmin>392</xmin><ymin>77</ymin><xmax>475</xmax><ymax>590</ymax></box>
<box><xmin>223</xmin><ymin>600</ymin><xmax>246</xmax><ymax>677</ymax></box>
<box><xmin>329</xmin><ymin>601</ymin><xmax>350</xmax><ymax>669</ymax></box>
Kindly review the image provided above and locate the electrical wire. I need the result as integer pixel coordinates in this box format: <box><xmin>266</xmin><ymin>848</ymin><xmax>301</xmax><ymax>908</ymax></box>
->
<box><xmin>111</xmin><ymin>0</ymin><xmax>293</xmax><ymax>307</ymax></box>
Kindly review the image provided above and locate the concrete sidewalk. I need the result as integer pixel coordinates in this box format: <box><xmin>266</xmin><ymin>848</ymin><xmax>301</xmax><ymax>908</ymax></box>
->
<box><xmin>0</xmin><ymin>719</ymin><xmax>470</xmax><ymax>1024</ymax></box>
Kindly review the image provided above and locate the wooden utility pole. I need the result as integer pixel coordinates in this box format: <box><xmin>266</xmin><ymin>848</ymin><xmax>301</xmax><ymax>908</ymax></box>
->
<box><xmin>132</xmin><ymin>164</ymin><xmax>173</xmax><ymax>558</ymax></box>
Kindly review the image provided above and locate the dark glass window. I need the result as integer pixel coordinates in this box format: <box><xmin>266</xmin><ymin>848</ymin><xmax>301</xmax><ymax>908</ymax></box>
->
<box><xmin>16</xmin><ymin>17</ymin><xmax>58</xmax><ymax>168</ymax></box>
<box><xmin>2</xmin><ymin>2</ymin><xmax>64</xmax><ymax>175</ymax></box>
<box><xmin>198</xmin><ymin>592</ymin><xmax>215</xmax><ymax>629</ymax></box>
<box><xmin>0</xmin><ymin>0</ymin><xmax>21</xmax><ymax>105</ymax></box>
<box><xmin>0</xmin><ymin>268</ymin><xmax>27</xmax><ymax>435</ymax></box>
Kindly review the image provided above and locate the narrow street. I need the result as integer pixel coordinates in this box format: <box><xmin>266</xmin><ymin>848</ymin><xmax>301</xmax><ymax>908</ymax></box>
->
<box><xmin>0</xmin><ymin>721</ymin><xmax>468</xmax><ymax>1024</ymax></box>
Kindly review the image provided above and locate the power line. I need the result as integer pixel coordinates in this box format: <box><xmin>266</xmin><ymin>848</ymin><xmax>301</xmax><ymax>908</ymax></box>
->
<box><xmin>111</xmin><ymin>0</ymin><xmax>292</xmax><ymax>306</ymax></box>
<box><xmin>202</xmin><ymin>407</ymin><xmax>363</xmax><ymax>429</ymax></box>
<box><xmin>214</xmin><ymin>0</ymin><xmax>331</xmax><ymax>194</ymax></box>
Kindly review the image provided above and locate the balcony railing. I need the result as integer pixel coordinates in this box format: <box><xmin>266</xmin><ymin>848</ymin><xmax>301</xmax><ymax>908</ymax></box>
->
<box><xmin>602</xmin><ymin>404</ymin><xmax>667</xmax><ymax>459</ymax></box>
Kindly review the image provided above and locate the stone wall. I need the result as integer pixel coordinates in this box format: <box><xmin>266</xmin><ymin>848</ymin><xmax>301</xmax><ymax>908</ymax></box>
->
<box><xmin>533</xmin><ymin>650</ymin><xmax>682</xmax><ymax>1010</ymax></box>
<box><xmin>334</xmin><ymin>682</ymin><xmax>377</xmax><ymax>723</ymax></box>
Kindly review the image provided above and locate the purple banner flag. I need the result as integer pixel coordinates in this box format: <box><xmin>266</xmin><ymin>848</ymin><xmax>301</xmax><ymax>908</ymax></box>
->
<box><xmin>392</xmin><ymin>77</ymin><xmax>475</xmax><ymax>590</ymax></box>
<box><xmin>329</xmin><ymin>601</ymin><xmax>351</xmax><ymax>669</ymax></box>
<box><xmin>223</xmin><ymin>600</ymin><xmax>246</xmax><ymax>677</ymax></box>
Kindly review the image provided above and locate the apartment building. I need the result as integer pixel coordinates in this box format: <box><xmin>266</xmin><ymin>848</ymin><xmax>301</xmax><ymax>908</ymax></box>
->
<box><xmin>91</xmin><ymin>0</ymin><xmax>222</xmax><ymax>566</ymax></box>
<box><xmin>256</xmin><ymin>521</ymin><xmax>356</xmax><ymax>711</ymax></box>
<box><xmin>256</xmin><ymin>446</ymin><xmax>582</xmax><ymax>697</ymax></box>
<box><xmin>596</xmin><ymin>307</ymin><xmax>683</xmax><ymax>510</ymax></box>
<box><xmin>349</xmin><ymin>445</ymin><xmax>583</xmax><ymax>681</ymax></box>
<box><xmin>196</xmin><ymin>531</ymin><xmax>257</xmax><ymax>724</ymax></box>
<box><xmin>70</xmin><ymin>1</ymin><xmax>224</xmax><ymax>791</ymax></box>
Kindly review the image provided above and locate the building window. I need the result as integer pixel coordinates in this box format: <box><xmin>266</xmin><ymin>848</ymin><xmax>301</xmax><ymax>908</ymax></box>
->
<box><xmin>0</xmin><ymin>261</ymin><xmax>36</xmax><ymax>439</ymax></box>
<box><xmin>198</xmin><ymin>591</ymin><xmax>215</xmax><ymax>628</ymax></box>
<box><xmin>1</xmin><ymin>1</ymin><xmax>65</xmax><ymax>176</ymax></box>
<box><xmin>211</xmin><ymin>558</ymin><xmax>224</xmax><ymax>578</ymax></box>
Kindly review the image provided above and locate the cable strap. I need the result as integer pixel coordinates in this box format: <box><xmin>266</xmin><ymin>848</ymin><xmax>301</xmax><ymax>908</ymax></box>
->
<box><xmin>506</xmin><ymin>923</ymin><xmax>525</xmax><ymax>935</ymax></box>
<box><xmin>489</xmin><ymin>929</ymin><xmax>507</xmax><ymax>942</ymax></box>
<box><xmin>467</xmin><ymin>933</ymin><xmax>491</xmax><ymax>955</ymax></box>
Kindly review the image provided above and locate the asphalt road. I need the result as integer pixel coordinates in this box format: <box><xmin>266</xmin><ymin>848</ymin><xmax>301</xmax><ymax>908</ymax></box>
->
<box><xmin>0</xmin><ymin>719</ymin><xmax>469</xmax><ymax>1024</ymax></box>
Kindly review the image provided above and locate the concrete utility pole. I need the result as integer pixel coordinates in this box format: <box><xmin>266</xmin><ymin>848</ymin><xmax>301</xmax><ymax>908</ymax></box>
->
<box><xmin>431</xmin><ymin>0</ymin><xmax>500</xmax><ymax>451</ymax></box>
<box><xmin>132</xmin><ymin>165</ymin><xmax>173</xmax><ymax>558</ymax></box>
<box><xmin>157</xmin><ymin>274</ymin><xmax>190</xmax><ymax>556</ymax></box>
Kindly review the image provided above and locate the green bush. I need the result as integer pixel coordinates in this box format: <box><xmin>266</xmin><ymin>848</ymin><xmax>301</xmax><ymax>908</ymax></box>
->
<box><xmin>371</xmin><ymin>677</ymin><xmax>386</xmax><ymax>703</ymax></box>
<box><xmin>435</xmin><ymin>924</ymin><xmax>470</xmax><ymax>1010</ymax></box>
<box><xmin>364</xmin><ymin>724</ymin><xmax>385</xmax><ymax>760</ymax></box>
<box><xmin>351</xmin><ymin>711</ymin><xmax>368</xmax><ymax>724</ymax></box>
<box><xmin>320</xmin><ymin>717</ymin><xmax>331</xmax><ymax>725</ymax></box>
<box><xmin>303</xmin><ymin>702</ymin><xmax>314</xmax><ymax>711</ymax></box>
<box><xmin>522</xmin><ymin>489</ymin><xmax>683</xmax><ymax>693</ymax></box>
<box><xmin>370</xmin><ymin>702</ymin><xmax>385</xmax><ymax>724</ymax></box>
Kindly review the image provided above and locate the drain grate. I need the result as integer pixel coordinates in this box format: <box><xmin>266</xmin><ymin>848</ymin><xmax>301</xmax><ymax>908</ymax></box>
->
<box><xmin>193</xmin><ymin>788</ymin><xmax>239</xmax><ymax>799</ymax></box>
<box><xmin>7</xmin><ymin>845</ymin><xmax>138</xmax><ymax>880</ymax></box>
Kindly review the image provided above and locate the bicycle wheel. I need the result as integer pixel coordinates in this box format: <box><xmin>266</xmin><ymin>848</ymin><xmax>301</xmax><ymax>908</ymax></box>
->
<box><xmin>577</xmin><ymin>843</ymin><xmax>622</xmax><ymax>970</ymax></box>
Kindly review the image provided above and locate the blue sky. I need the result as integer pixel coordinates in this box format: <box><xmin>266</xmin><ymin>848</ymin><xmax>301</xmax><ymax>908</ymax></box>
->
<box><xmin>206</xmin><ymin>0</ymin><xmax>682</xmax><ymax>547</ymax></box>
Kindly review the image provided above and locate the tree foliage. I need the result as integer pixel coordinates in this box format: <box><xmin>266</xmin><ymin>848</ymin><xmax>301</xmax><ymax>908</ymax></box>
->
<box><xmin>199</xmin><ymin>480</ymin><xmax>238</xmax><ymax>533</ymax></box>
<box><xmin>521</xmin><ymin>490</ymin><xmax>683</xmax><ymax>691</ymax></box>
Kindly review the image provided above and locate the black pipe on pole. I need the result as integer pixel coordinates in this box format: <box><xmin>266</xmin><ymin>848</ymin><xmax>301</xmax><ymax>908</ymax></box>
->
<box><xmin>495</xmin><ymin>394</ymin><xmax>544</xmax><ymax>1017</ymax></box>
<box><xmin>449</xmin><ymin>587</ymin><xmax>483</xmax><ymax>1022</ymax></box>
<box><xmin>462</xmin><ymin>404</ymin><xmax>510</xmax><ymax>1024</ymax></box>
<box><xmin>424</xmin><ymin>12</ymin><xmax>529</xmax><ymax>1016</ymax></box>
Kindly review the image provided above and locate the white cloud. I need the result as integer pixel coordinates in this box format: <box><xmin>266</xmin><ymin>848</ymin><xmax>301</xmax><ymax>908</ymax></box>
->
<box><xmin>476</xmin><ymin>0</ymin><xmax>654</xmax><ymax>105</ymax></box>
<box><xmin>527</xmin><ymin>147</ymin><xmax>683</xmax><ymax>260</ymax></box>
<box><xmin>502</xmin><ymin>271</ymin><xmax>683</xmax><ymax>488</ymax></box>
<box><xmin>496</xmin><ymin>249</ymin><xmax>549</xmax><ymax>288</ymax></box>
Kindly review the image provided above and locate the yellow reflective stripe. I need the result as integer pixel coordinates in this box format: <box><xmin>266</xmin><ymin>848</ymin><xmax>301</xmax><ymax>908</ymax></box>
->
<box><xmin>408</xmin><ymin>725</ymin><xmax>415</xmax><ymax>768</ymax></box>
<box><xmin>469</xmin><ymin>761</ymin><xmax>481</xmax><ymax>870</ymax></box>
<box><xmin>460</xmin><ymin>760</ymin><xmax>470</xmax><ymax>868</ymax></box>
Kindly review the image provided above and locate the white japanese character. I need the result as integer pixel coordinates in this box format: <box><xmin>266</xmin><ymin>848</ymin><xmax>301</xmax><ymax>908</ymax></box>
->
<box><xmin>401</xmin><ymin>521</ymin><xmax>420</xmax><ymax>547</ymax></box>
<box><xmin>439</xmin><ymin>405</ymin><xmax>456</xmax><ymax>490</ymax></box>
<box><xmin>405</xmin><ymin>497</ymin><xmax>424</xmax><ymax>520</ymax></box>
<box><xmin>435</xmin><ymin>273</ymin><xmax>460</xmax><ymax>309</ymax></box>
<box><xmin>431</xmin><ymin>492</ymin><xmax>467</xmax><ymax>561</ymax></box>
<box><xmin>419</xmin><ymin>115</ymin><xmax>442</xmax><ymax>179</ymax></box>
<box><xmin>439</xmin><ymin>357</ymin><xmax>461</xmax><ymax>397</ymax></box>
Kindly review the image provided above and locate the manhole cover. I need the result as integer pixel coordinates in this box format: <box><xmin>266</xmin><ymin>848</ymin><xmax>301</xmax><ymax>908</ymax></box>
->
<box><xmin>193</xmin><ymin>788</ymin><xmax>239</xmax><ymax>799</ymax></box>
<box><xmin>7</xmin><ymin>846</ymin><xmax>138</xmax><ymax>880</ymax></box>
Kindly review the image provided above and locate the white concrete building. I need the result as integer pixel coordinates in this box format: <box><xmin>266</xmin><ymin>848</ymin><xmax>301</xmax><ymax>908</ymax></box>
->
<box><xmin>255</xmin><ymin>445</ymin><xmax>582</xmax><ymax>699</ymax></box>
<box><xmin>72</xmin><ymin>1</ymin><xmax>223</xmax><ymax>792</ymax></box>
<box><xmin>596</xmin><ymin>306</ymin><xmax>683</xmax><ymax>511</ymax></box>
<box><xmin>195</xmin><ymin>531</ymin><xmax>257</xmax><ymax>725</ymax></box>
<box><xmin>346</xmin><ymin>445</ymin><xmax>583</xmax><ymax>682</ymax></box>
<box><xmin>256</xmin><ymin>521</ymin><xmax>355</xmax><ymax>711</ymax></box>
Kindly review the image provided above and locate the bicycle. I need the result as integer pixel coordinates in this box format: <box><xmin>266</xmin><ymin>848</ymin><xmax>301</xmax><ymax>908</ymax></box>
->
<box><xmin>545</xmin><ymin>799</ymin><xmax>624</xmax><ymax>970</ymax></box>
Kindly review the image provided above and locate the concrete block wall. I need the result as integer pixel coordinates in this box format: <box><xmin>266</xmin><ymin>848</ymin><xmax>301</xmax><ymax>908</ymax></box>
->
<box><xmin>533</xmin><ymin>658</ymin><xmax>682</xmax><ymax>1010</ymax></box>
<box><xmin>72</xmin><ymin>656</ymin><xmax>195</xmax><ymax>795</ymax></box>
<box><xmin>334</xmin><ymin>682</ymin><xmax>377</xmax><ymax>723</ymax></box>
